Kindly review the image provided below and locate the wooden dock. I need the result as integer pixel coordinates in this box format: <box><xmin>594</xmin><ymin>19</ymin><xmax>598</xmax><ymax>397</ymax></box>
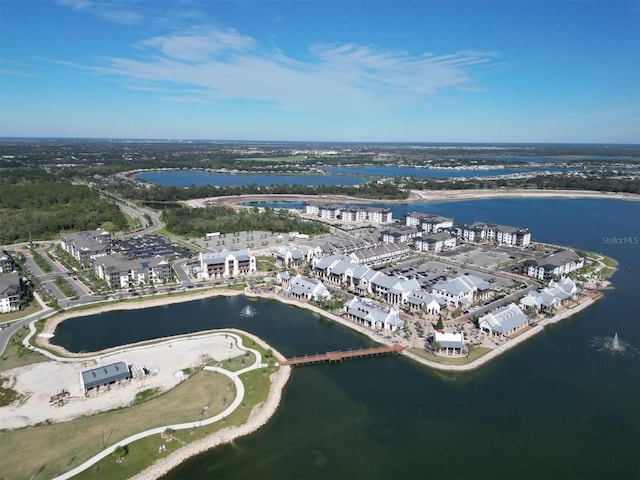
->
<box><xmin>279</xmin><ymin>344</ymin><xmax>405</xmax><ymax>366</ymax></box>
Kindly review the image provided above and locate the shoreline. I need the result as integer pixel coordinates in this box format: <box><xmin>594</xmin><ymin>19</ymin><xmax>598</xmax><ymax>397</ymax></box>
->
<box><xmin>185</xmin><ymin>188</ymin><xmax>640</xmax><ymax>209</ymax></box>
<box><xmin>28</xmin><ymin>284</ymin><xmax>604</xmax><ymax>479</ymax></box>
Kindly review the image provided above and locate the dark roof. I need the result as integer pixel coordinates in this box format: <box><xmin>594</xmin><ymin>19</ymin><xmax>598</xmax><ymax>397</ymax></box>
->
<box><xmin>81</xmin><ymin>361</ymin><xmax>131</xmax><ymax>390</ymax></box>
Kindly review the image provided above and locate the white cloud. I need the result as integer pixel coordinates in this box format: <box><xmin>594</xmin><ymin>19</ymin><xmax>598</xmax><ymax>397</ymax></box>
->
<box><xmin>86</xmin><ymin>25</ymin><xmax>499</xmax><ymax>112</ymax></box>
<box><xmin>56</xmin><ymin>0</ymin><xmax>142</xmax><ymax>25</ymax></box>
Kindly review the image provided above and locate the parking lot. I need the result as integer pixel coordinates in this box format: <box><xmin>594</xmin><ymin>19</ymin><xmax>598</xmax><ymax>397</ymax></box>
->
<box><xmin>115</xmin><ymin>234</ymin><xmax>193</xmax><ymax>260</ymax></box>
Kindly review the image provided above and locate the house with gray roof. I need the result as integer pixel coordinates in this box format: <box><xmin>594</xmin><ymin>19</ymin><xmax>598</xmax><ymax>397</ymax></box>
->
<box><xmin>520</xmin><ymin>277</ymin><xmax>579</xmax><ymax>311</ymax></box>
<box><xmin>275</xmin><ymin>245</ymin><xmax>318</xmax><ymax>268</ymax></box>
<box><xmin>370</xmin><ymin>274</ymin><xmax>421</xmax><ymax>305</ymax></box>
<box><xmin>407</xmin><ymin>289</ymin><xmax>442</xmax><ymax>314</ymax></box>
<box><xmin>526</xmin><ymin>249</ymin><xmax>584</xmax><ymax>281</ymax></box>
<box><xmin>478</xmin><ymin>303</ymin><xmax>530</xmax><ymax>336</ymax></box>
<box><xmin>288</xmin><ymin>274</ymin><xmax>331</xmax><ymax>301</ymax></box>
<box><xmin>80</xmin><ymin>361</ymin><xmax>131</xmax><ymax>392</ymax></box>
<box><xmin>0</xmin><ymin>272</ymin><xmax>23</xmax><ymax>313</ymax></box>
<box><xmin>343</xmin><ymin>297</ymin><xmax>404</xmax><ymax>331</ymax></box>
<box><xmin>432</xmin><ymin>274</ymin><xmax>491</xmax><ymax>307</ymax></box>
<box><xmin>199</xmin><ymin>249</ymin><xmax>256</xmax><ymax>279</ymax></box>
<box><xmin>433</xmin><ymin>331</ymin><xmax>465</xmax><ymax>355</ymax></box>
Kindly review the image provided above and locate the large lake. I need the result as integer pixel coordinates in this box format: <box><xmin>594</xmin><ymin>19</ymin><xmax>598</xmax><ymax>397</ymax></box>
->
<box><xmin>52</xmin><ymin>198</ymin><xmax>640</xmax><ymax>479</ymax></box>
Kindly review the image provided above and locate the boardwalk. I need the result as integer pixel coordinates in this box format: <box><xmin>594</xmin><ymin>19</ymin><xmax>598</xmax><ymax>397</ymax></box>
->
<box><xmin>279</xmin><ymin>344</ymin><xmax>405</xmax><ymax>366</ymax></box>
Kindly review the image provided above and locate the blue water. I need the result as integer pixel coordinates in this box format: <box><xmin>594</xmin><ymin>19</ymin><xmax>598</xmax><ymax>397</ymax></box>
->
<box><xmin>51</xmin><ymin>198</ymin><xmax>640</xmax><ymax>480</ymax></box>
<box><xmin>137</xmin><ymin>171</ymin><xmax>364</xmax><ymax>188</ymax></box>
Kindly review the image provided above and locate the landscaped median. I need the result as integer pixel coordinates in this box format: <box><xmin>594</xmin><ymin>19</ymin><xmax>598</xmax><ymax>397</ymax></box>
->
<box><xmin>0</xmin><ymin>330</ymin><xmax>288</xmax><ymax>480</ymax></box>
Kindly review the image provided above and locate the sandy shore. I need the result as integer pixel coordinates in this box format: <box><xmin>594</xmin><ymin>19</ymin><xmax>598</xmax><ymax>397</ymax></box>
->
<box><xmin>185</xmin><ymin>188</ymin><xmax>640</xmax><ymax>209</ymax></box>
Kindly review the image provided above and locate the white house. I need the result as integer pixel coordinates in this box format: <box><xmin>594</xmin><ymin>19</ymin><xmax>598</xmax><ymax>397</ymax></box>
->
<box><xmin>288</xmin><ymin>274</ymin><xmax>331</xmax><ymax>301</ymax></box>
<box><xmin>407</xmin><ymin>289</ymin><xmax>442</xmax><ymax>314</ymax></box>
<box><xmin>478</xmin><ymin>303</ymin><xmax>530</xmax><ymax>336</ymax></box>
<box><xmin>343</xmin><ymin>297</ymin><xmax>404</xmax><ymax>331</ymax></box>
<box><xmin>381</xmin><ymin>225</ymin><xmax>420</xmax><ymax>244</ymax></box>
<box><xmin>275</xmin><ymin>245</ymin><xmax>318</xmax><ymax>268</ymax></box>
<box><xmin>433</xmin><ymin>331</ymin><xmax>465</xmax><ymax>355</ymax></box>
<box><xmin>520</xmin><ymin>277</ymin><xmax>579</xmax><ymax>311</ymax></box>
<box><xmin>431</xmin><ymin>274</ymin><xmax>491</xmax><ymax>307</ymax></box>
<box><xmin>199</xmin><ymin>249</ymin><xmax>256</xmax><ymax>279</ymax></box>
<box><xmin>526</xmin><ymin>250</ymin><xmax>585</xmax><ymax>281</ymax></box>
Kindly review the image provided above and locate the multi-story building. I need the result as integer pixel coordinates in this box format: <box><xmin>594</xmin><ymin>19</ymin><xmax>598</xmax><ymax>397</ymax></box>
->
<box><xmin>405</xmin><ymin>212</ymin><xmax>454</xmax><ymax>233</ymax></box>
<box><xmin>199</xmin><ymin>249</ymin><xmax>256</xmax><ymax>280</ymax></box>
<box><xmin>381</xmin><ymin>225</ymin><xmax>420</xmax><ymax>244</ymax></box>
<box><xmin>60</xmin><ymin>229</ymin><xmax>113</xmax><ymax>262</ymax></box>
<box><xmin>525</xmin><ymin>249</ymin><xmax>584</xmax><ymax>281</ymax></box>
<box><xmin>414</xmin><ymin>232</ymin><xmax>457</xmax><ymax>252</ymax></box>
<box><xmin>343</xmin><ymin>297</ymin><xmax>404</xmax><ymax>331</ymax></box>
<box><xmin>0</xmin><ymin>252</ymin><xmax>14</xmax><ymax>273</ymax></box>
<box><xmin>458</xmin><ymin>222</ymin><xmax>531</xmax><ymax>246</ymax></box>
<box><xmin>0</xmin><ymin>272</ymin><xmax>23</xmax><ymax>313</ymax></box>
<box><xmin>93</xmin><ymin>254</ymin><xmax>171</xmax><ymax>289</ymax></box>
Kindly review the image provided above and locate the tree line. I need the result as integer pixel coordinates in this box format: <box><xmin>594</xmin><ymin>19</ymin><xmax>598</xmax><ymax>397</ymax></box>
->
<box><xmin>162</xmin><ymin>206</ymin><xmax>330</xmax><ymax>237</ymax></box>
<box><xmin>0</xmin><ymin>183</ymin><xmax>128</xmax><ymax>244</ymax></box>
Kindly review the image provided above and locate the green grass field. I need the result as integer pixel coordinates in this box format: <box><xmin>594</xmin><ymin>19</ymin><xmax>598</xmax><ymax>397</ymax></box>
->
<box><xmin>0</xmin><ymin>369</ymin><xmax>235</xmax><ymax>480</ymax></box>
<box><xmin>408</xmin><ymin>346</ymin><xmax>492</xmax><ymax>365</ymax></box>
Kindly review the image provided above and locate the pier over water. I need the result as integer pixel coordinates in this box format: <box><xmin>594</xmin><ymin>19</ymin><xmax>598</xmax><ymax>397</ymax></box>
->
<box><xmin>279</xmin><ymin>344</ymin><xmax>405</xmax><ymax>366</ymax></box>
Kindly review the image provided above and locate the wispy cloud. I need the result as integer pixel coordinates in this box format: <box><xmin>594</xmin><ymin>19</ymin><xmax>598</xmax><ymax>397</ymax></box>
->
<box><xmin>56</xmin><ymin>0</ymin><xmax>142</xmax><ymax>25</ymax></box>
<box><xmin>84</xmin><ymin>25</ymin><xmax>500</xmax><ymax>112</ymax></box>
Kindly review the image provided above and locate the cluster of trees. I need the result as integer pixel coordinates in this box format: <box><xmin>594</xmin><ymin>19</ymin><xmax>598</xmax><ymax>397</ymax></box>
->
<box><xmin>116</xmin><ymin>180</ymin><xmax>407</xmax><ymax>202</ymax></box>
<box><xmin>0</xmin><ymin>183</ymin><xmax>128</xmax><ymax>244</ymax></box>
<box><xmin>163</xmin><ymin>206</ymin><xmax>330</xmax><ymax>237</ymax></box>
<box><xmin>404</xmin><ymin>173</ymin><xmax>640</xmax><ymax>194</ymax></box>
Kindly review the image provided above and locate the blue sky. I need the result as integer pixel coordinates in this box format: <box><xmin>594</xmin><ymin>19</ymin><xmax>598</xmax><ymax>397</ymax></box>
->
<box><xmin>1</xmin><ymin>0</ymin><xmax>638</xmax><ymax>143</ymax></box>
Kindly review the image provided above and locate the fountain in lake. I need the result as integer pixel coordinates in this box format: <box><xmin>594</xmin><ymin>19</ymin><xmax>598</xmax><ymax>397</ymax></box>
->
<box><xmin>590</xmin><ymin>333</ymin><xmax>636</xmax><ymax>356</ymax></box>
<box><xmin>238</xmin><ymin>304</ymin><xmax>259</xmax><ymax>318</ymax></box>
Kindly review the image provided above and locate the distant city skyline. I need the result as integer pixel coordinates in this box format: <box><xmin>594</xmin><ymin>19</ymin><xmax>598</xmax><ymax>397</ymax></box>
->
<box><xmin>1</xmin><ymin>0</ymin><xmax>638</xmax><ymax>144</ymax></box>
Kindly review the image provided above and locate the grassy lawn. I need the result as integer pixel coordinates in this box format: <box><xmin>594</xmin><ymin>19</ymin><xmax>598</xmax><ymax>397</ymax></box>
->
<box><xmin>220</xmin><ymin>351</ymin><xmax>257</xmax><ymax>372</ymax></box>
<box><xmin>408</xmin><ymin>346</ymin><xmax>492</xmax><ymax>365</ymax></box>
<box><xmin>74</xmin><ymin>366</ymin><xmax>276</xmax><ymax>480</ymax></box>
<box><xmin>0</xmin><ymin>300</ymin><xmax>42</xmax><ymax>322</ymax></box>
<box><xmin>0</xmin><ymin>369</ymin><xmax>235</xmax><ymax>480</ymax></box>
<box><xmin>0</xmin><ymin>324</ymin><xmax>48</xmax><ymax>372</ymax></box>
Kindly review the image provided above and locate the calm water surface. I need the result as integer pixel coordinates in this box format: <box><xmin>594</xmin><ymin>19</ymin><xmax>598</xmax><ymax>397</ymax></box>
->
<box><xmin>53</xmin><ymin>199</ymin><xmax>640</xmax><ymax>479</ymax></box>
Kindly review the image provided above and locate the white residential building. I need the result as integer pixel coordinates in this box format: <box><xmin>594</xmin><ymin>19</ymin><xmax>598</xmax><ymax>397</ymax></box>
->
<box><xmin>478</xmin><ymin>303</ymin><xmax>530</xmax><ymax>336</ymax></box>
<box><xmin>520</xmin><ymin>277</ymin><xmax>579</xmax><ymax>311</ymax></box>
<box><xmin>343</xmin><ymin>297</ymin><xmax>404</xmax><ymax>331</ymax></box>
<box><xmin>405</xmin><ymin>212</ymin><xmax>454</xmax><ymax>233</ymax></box>
<box><xmin>0</xmin><ymin>272</ymin><xmax>22</xmax><ymax>313</ymax></box>
<box><xmin>414</xmin><ymin>232</ymin><xmax>457</xmax><ymax>252</ymax></box>
<box><xmin>275</xmin><ymin>245</ymin><xmax>318</xmax><ymax>268</ymax></box>
<box><xmin>407</xmin><ymin>289</ymin><xmax>442</xmax><ymax>314</ymax></box>
<box><xmin>93</xmin><ymin>254</ymin><xmax>171</xmax><ymax>289</ymax></box>
<box><xmin>60</xmin><ymin>229</ymin><xmax>113</xmax><ymax>262</ymax></box>
<box><xmin>526</xmin><ymin>250</ymin><xmax>585</xmax><ymax>281</ymax></box>
<box><xmin>199</xmin><ymin>249</ymin><xmax>256</xmax><ymax>280</ymax></box>
<box><xmin>287</xmin><ymin>274</ymin><xmax>331</xmax><ymax>301</ymax></box>
<box><xmin>459</xmin><ymin>222</ymin><xmax>531</xmax><ymax>247</ymax></box>
<box><xmin>433</xmin><ymin>331</ymin><xmax>465</xmax><ymax>355</ymax></box>
<box><xmin>431</xmin><ymin>274</ymin><xmax>491</xmax><ymax>307</ymax></box>
<box><xmin>381</xmin><ymin>225</ymin><xmax>420</xmax><ymax>244</ymax></box>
